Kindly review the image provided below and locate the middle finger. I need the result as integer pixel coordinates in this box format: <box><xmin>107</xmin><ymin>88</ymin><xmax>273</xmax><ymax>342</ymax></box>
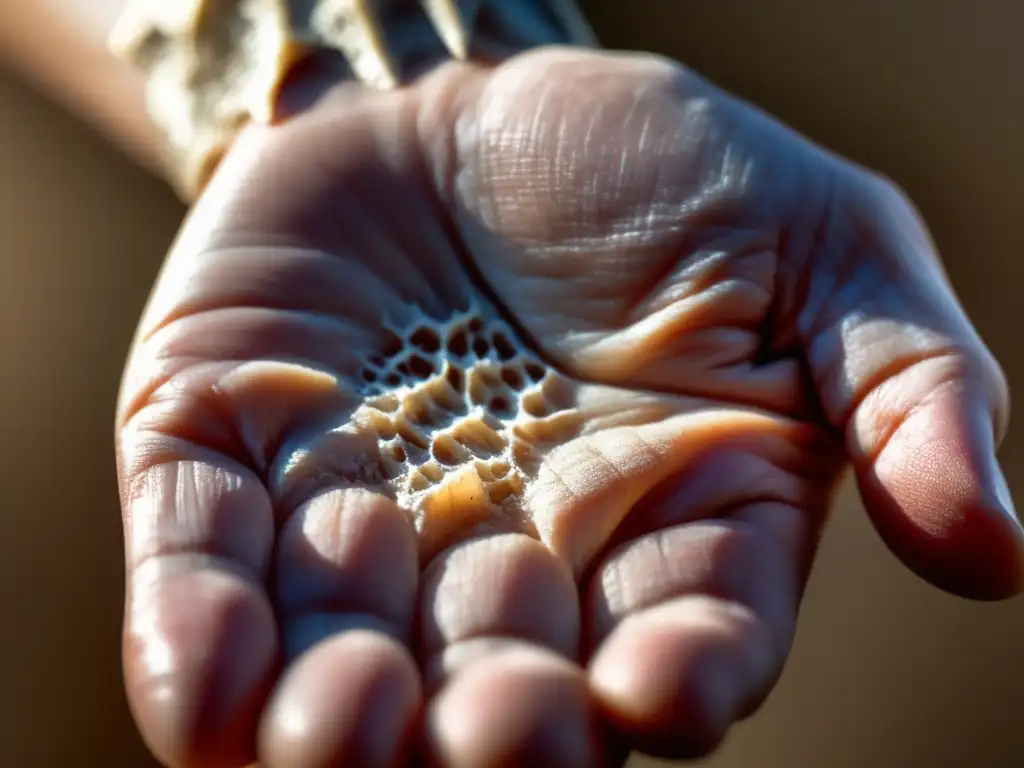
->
<box><xmin>418</xmin><ymin>533</ymin><xmax>603</xmax><ymax>766</ymax></box>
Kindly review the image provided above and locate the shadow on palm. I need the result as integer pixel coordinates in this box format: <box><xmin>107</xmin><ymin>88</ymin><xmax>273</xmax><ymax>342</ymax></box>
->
<box><xmin>116</xmin><ymin>48</ymin><xmax>1020</xmax><ymax>768</ymax></box>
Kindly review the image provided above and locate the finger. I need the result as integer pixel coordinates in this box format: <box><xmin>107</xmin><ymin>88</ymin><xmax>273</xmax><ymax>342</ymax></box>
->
<box><xmin>419</xmin><ymin>533</ymin><xmax>579</xmax><ymax>681</ymax></box>
<box><xmin>804</xmin><ymin>171</ymin><xmax>1024</xmax><ymax>599</ymax></box>
<box><xmin>258</xmin><ymin>631</ymin><xmax>421</xmax><ymax>768</ymax></box>
<box><xmin>585</xmin><ymin>501</ymin><xmax>818</xmax><ymax>760</ymax></box>
<box><xmin>119</xmin><ymin>434</ymin><xmax>278</xmax><ymax>768</ymax></box>
<box><xmin>258</xmin><ymin>488</ymin><xmax>421</xmax><ymax>767</ymax></box>
<box><xmin>418</xmin><ymin>534</ymin><xmax>604</xmax><ymax>765</ymax></box>
<box><xmin>425</xmin><ymin>644</ymin><xmax>604</xmax><ymax>768</ymax></box>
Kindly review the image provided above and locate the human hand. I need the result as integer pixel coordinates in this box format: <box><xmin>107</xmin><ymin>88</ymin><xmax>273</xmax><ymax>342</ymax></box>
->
<box><xmin>116</xmin><ymin>48</ymin><xmax>1023</xmax><ymax>767</ymax></box>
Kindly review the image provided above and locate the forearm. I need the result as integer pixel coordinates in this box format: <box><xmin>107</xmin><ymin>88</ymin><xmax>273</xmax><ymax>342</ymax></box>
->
<box><xmin>0</xmin><ymin>0</ymin><xmax>160</xmax><ymax>171</ymax></box>
<box><xmin>0</xmin><ymin>1</ymin><xmax>595</xmax><ymax>193</ymax></box>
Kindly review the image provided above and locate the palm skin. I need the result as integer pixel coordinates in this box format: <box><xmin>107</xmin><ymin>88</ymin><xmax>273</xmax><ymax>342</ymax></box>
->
<box><xmin>116</xmin><ymin>48</ymin><xmax>1023</xmax><ymax>768</ymax></box>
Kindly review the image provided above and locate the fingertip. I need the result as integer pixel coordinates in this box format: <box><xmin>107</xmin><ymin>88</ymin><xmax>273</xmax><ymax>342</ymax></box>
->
<box><xmin>860</xmin><ymin>467</ymin><xmax>1024</xmax><ymax>601</ymax></box>
<box><xmin>587</xmin><ymin>597</ymin><xmax>779</xmax><ymax>761</ymax></box>
<box><xmin>861</xmin><ymin>391</ymin><xmax>1024</xmax><ymax>600</ymax></box>
<box><xmin>425</xmin><ymin>643</ymin><xmax>598</xmax><ymax>768</ymax></box>
<box><xmin>124</xmin><ymin>560</ymin><xmax>278</xmax><ymax>768</ymax></box>
<box><xmin>258</xmin><ymin>631</ymin><xmax>421</xmax><ymax>768</ymax></box>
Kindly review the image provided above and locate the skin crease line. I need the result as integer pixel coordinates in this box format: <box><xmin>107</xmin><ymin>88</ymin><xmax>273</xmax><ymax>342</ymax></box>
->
<box><xmin>6</xmin><ymin>3</ymin><xmax>1023</xmax><ymax>768</ymax></box>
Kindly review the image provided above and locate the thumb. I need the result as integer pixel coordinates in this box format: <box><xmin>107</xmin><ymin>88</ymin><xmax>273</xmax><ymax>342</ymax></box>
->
<box><xmin>803</xmin><ymin>169</ymin><xmax>1024</xmax><ymax>600</ymax></box>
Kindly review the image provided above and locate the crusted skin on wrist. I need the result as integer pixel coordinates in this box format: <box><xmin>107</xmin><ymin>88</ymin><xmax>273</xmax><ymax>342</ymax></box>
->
<box><xmin>108</xmin><ymin>0</ymin><xmax>597</xmax><ymax>199</ymax></box>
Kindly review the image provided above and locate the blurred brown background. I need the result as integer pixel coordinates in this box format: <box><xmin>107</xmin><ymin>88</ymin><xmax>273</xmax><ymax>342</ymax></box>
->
<box><xmin>1</xmin><ymin>1</ymin><xmax>1021</xmax><ymax>766</ymax></box>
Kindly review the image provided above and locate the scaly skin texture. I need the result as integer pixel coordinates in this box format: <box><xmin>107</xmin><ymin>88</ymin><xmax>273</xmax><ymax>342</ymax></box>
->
<box><xmin>115</xmin><ymin>49</ymin><xmax>1023</xmax><ymax>768</ymax></box>
<box><xmin>110</xmin><ymin>0</ymin><xmax>595</xmax><ymax>196</ymax></box>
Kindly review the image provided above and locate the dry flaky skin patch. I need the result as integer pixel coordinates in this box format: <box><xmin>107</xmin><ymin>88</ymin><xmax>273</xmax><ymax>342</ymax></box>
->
<box><xmin>109</xmin><ymin>0</ymin><xmax>597</xmax><ymax>197</ymax></box>
<box><xmin>273</xmin><ymin>301</ymin><xmax>813</xmax><ymax>569</ymax></box>
<box><xmin>282</xmin><ymin>305</ymin><xmax>585</xmax><ymax>560</ymax></box>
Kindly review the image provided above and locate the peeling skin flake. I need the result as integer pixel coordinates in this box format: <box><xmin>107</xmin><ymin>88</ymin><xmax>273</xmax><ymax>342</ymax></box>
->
<box><xmin>267</xmin><ymin>299</ymin><xmax>811</xmax><ymax>572</ymax></box>
<box><xmin>281</xmin><ymin>305</ymin><xmax>584</xmax><ymax>561</ymax></box>
<box><xmin>108</xmin><ymin>0</ymin><xmax>597</xmax><ymax>198</ymax></box>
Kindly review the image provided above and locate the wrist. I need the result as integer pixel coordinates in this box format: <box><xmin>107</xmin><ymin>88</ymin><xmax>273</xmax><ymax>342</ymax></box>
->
<box><xmin>110</xmin><ymin>0</ymin><xmax>596</xmax><ymax>201</ymax></box>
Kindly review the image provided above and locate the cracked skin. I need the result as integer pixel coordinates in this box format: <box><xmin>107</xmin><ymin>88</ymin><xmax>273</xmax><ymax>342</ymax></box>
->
<box><xmin>111</xmin><ymin>0</ymin><xmax>838</xmax><ymax>578</ymax></box>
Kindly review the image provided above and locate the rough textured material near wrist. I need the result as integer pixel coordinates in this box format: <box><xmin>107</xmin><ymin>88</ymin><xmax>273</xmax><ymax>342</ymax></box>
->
<box><xmin>109</xmin><ymin>0</ymin><xmax>597</xmax><ymax>200</ymax></box>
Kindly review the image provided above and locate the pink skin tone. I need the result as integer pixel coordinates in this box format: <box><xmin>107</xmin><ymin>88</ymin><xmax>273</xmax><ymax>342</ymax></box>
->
<box><xmin>111</xmin><ymin>48</ymin><xmax>1022</xmax><ymax>767</ymax></box>
<box><xmin>3</xmin><ymin>5</ymin><xmax>1019</xmax><ymax>766</ymax></box>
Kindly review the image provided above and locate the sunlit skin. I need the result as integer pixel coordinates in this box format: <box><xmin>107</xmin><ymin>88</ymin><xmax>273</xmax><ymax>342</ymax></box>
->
<box><xmin>115</xmin><ymin>48</ymin><xmax>1024</xmax><ymax>767</ymax></box>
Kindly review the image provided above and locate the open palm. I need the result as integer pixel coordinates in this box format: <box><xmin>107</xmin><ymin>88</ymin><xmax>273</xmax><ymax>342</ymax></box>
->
<box><xmin>116</xmin><ymin>49</ymin><xmax>1023</xmax><ymax>767</ymax></box>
